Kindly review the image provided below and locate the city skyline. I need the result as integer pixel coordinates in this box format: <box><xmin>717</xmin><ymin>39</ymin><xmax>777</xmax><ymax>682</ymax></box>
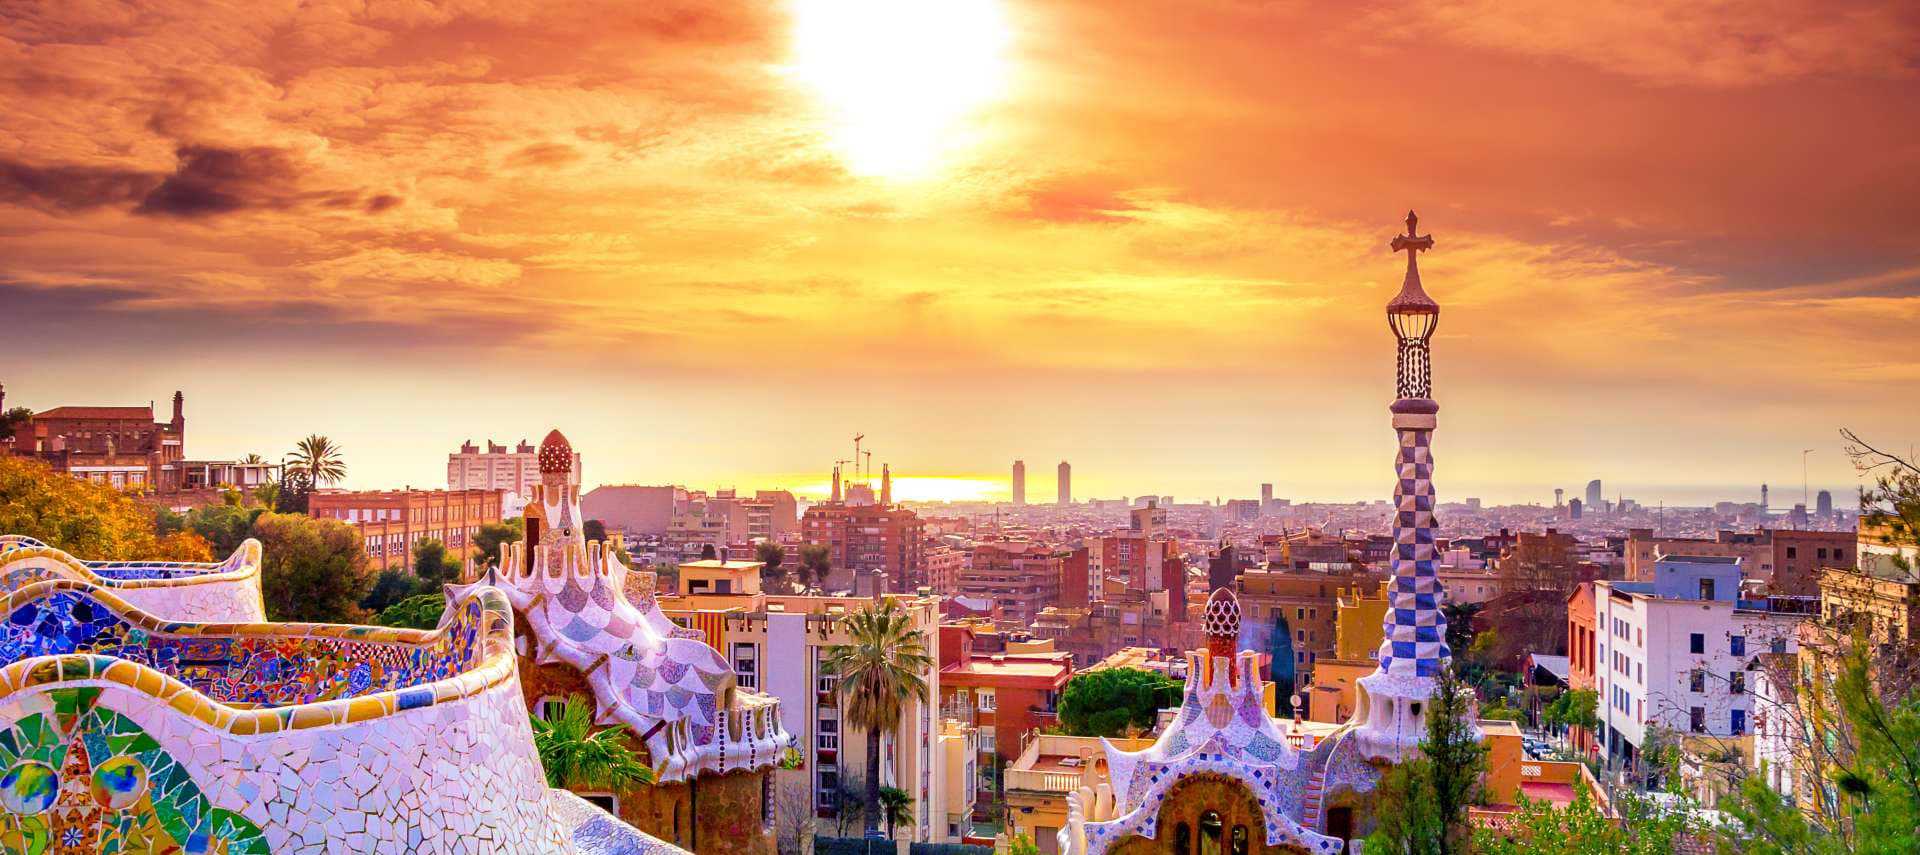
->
<box><xmin>4</xmin><ymin>2</ymin><xmax>1917</xmax><ymax>510</ymax></box>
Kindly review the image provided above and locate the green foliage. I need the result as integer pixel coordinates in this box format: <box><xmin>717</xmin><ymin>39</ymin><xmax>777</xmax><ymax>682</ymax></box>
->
<box><xmin>361</xmin><ymin>569</ymin><xmax>432</xmax><ymax>613</ymax></box>
<box><xmin>756</xmin><ymin>540</ymin><xmax>791</xmax><ymax>591</ymax></box>
<box><xmin>824</xmin><ymin>599</ymin><xmax>933</xmax><ymax>837</ymax></box>
<box><xmin>531</xmin><ymin>695</ymin><xmax>653</xmax><ymax>791</ymax></box>
<box><xmin>1366</xmin><ymin>666</ymin><xmax>1488</xmax><ymax>855</ymax></box>
<box><xmin>799</xmin><ymin>543</ymin><xmax>832</xmax><ymax>592</ymax></box>
<box><xmin>1008</xmin><ymin>833</ymin><xmax>1041</xmax><ymax>855</ymax></box>
<box><xmin>583</xmin><ymin>518</ymin><xmax>608</xmax><ymax>543</ymax></box>
<box><xmin>878</xmin><ymin>786</ymin><xmax>913</xmax><ymax>838</ymax></box>
<box><xmin>411</xmin><ymin>537</ymin><xmax>459</xmax><ymax>583</ymax></box>
<box><xmin>1481</xmin><ymin>698</ymin><xmax>1525</xmax><ymax>723</ymax></box>
<box><xmin>1542</xmin><ymin>688</ymin><xmax>1597</xmax><ymax>731</ymax></box>
<box><xmin>1477</xmin><ymin>784</ymin><xmax>1695</xmax><ymax>855</ymax></box>
<box><xmin>471</xmin><ymin>518</ymin><xmax>523</xmax><ymax>570</ymax></box>
<box><xmin>1057</xmin><ymin>667</ymin><xmax>1181</xmax><ymax>737</ymax></box>
<box><xmin>251</xmin><ymin>512</ymin><xmax>376</xmax><ymax>623</ymax></box>
<box><xmin>287</xmin><ymin>434</ymin><xmax>346</xmax><ymax>486</ymax></box>
<box><xmin>0</xmin><ymin>407</ymin><xmax>33</xmax><ymax>442</ymax></box>
<box><xmin>251</xmin><ymin>481</ymin><xmax>280</xmax><ymax>512</ymax></box>
<box><xmin>373</xmin><ymin>593</ymin><xmax>448</xmax><ymax>630</ymax></box>
<box><xmin>184</xmin><ymin>501</ymin><xmax>263</xmax><ymax>555</ymax></box>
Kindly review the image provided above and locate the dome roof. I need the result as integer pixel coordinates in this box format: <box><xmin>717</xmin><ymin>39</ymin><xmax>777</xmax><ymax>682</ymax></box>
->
<box><xmin>537</xmin><ymin>429</ymin><xmax>573</xmax><ymax>474</ymax></box>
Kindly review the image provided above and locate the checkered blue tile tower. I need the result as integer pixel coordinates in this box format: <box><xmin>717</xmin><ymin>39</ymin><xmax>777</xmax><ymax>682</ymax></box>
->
<box><xmin>1350</xmin><ymin>209</ymin><xmax>1471</xmax><ymax>763</ymax></box>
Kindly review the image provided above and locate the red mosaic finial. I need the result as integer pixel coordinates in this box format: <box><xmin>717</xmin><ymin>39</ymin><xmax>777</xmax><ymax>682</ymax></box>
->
<box><xmin>538</xmin><ymin>429</ymin><xmax>573</xmax><ymax>474</ymax></box>
<box><xmin>1202</xmin><ymin>587</ymin><xmax>1241</xmax><ymax>659</ymax></box>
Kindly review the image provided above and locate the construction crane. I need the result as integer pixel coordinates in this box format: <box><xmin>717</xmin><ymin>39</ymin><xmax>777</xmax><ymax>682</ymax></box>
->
<box><xmin>852</xmin><ymin>434</ymin><xmax>865</xmax><ymax>482</ymax></box>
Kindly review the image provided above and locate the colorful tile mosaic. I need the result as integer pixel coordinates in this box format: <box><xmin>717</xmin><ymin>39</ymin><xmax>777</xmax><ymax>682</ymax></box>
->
<box><xmin>0</xmin><ymin>538</ymin><xmax>265</xmax><ymax>624</ymax></box>
<box><xmin>458</xmin><ymin>438</ymin><xmax>791</xmax><ymax>784</ymax></box>
<box><xmin>0</xmin><ymin>686</ymin><xmax>268</xmax><ymax>855</ymax></box>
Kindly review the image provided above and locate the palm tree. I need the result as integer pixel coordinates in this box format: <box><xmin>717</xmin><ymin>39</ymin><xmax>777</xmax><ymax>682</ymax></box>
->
<box><xmin>823</xmin><ymin>599</ymin><xmax>932</xmax><ymax>838</ymax></box>
<box><xmin>799</xmin><ymin>543</ymin><xmax>833</xmax><ymax>593</ymax></box>
<box><xmin>239</xmin><ymin>453</ymin><xmax>266</xmax><ymax>465</ymax></box>
<box><xmin>530</xmin><ymin>695</ymin><xmax>653</xmax><ymax>792</ymax></box>
<box><xmin>287</xmin><ymin>434</ymin><xmax>346</xmax><ymax>486</ymax></box>
<box><xmin>878</xmin><ymin>786</ymin><xmax>914</xmax><ymax>839</ymax></box>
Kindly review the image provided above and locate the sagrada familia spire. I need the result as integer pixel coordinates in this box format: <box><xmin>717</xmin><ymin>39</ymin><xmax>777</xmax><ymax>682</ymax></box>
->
<box><xmin>1350</xmin><ymin>211</ymin><xmax>1474</xmax><ymax>762</ymax></box>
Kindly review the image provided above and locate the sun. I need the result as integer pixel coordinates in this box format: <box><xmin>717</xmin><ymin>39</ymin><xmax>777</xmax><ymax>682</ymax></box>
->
<box><xmin>785</xmin><ymin>0</ymin><xmax>1013</xmax><ymax>178</ymax></box>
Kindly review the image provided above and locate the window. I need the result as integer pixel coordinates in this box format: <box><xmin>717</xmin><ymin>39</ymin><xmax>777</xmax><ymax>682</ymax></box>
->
<box><xmin>1730</xmin><ymin>635</ymin><xmax>1745</xmax><ymax>657</ymax></box>
<box><xmin>1732</xmin><ymin>709</ymin><xmax>1747</xmax><ymax>736</ymax></box>
<box><xmin>1690</xmin><ymin>706</ymin><xmax>1706</xmax><ymax>733</ymax></box>
<box><xmin>1817</xmin><ymin>547</ymin><xmax>1828</xmax><ymax>561</ymax></box>
<box><xmin>733</xmin><ymin>643</ymin><xmax>759</xmax><ymax>690</ymax></box>
<box><xmin>1231</xmin><ymin>825</ymin><xmax>1248</xmax><ymax>855</ymax></box>
<box><xmin>978</xmin><ymin>692</ymin><xmax>996</xmax><ymax>712</ymax></box>
<box><xmin>1731</xmin><ymin>671</ymin><xmax>1746</xmax><ymax>694</ymax></box>
<box><xmin>1690</xmin><ymin>633</ymin><xmax>1705</xmax><ymax>654</ymax></box>
<box><xmin>1690</xmin><ymin>670</ymin><xmax>1705</xmax><ymax>693</ymax></box>
<box><xmin>1771</xmin><ymin>637</ymin><xmax>1788</xmax><ymax>654</ymax></box>
<box><xmin>1174</xmin><ymin>824</ymin><xmax>1192</xmax><ymax>855</ymax></box>
<box><xmin>1786</xmin><ymin>546</ymin><xmax>1798</xmax><ymax>560</ymax></box>
<box><xmin>1199</xmin><ymin>811</ymin><xmax>1223</xmax><ymax>855</ymax></box>
<box><xmin>1699</xmin><ymin>578</ymin><xmax>1716</xmax><ymax>600</ymax></box>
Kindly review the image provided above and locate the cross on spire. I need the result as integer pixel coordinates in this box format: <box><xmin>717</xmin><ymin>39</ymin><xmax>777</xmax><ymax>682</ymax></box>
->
<box><xmin>1391</xmin><ymin>209</ymin><xmax>1434</xmax><ymax>268</ymax></box>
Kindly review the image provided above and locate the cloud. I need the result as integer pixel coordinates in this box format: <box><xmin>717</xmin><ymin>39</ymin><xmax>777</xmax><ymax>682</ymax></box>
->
<box><xmin>1380</xmin><ymin>0</ymin><xmax>1920</xmax><ymax>86</ymax></box>
<box><xmin>0</xmin><ymin>159</ymin><xmax>158</xmax><ymax>212</ymax></box>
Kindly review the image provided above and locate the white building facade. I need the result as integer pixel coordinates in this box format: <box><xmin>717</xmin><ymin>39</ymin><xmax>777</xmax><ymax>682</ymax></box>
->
<box><xmin>1592</xmin><ymin>557</ymin><xmax>1809</xmax><ymax>773</ymax></box>
<box><xmin>449</xmin><ymin>439</ymin><xmax>580</xmax><ymax>516</ymax></box>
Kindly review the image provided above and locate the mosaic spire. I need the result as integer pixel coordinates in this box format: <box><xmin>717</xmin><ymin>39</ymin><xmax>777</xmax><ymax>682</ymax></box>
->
<box><xmin>1376</xmin><ymin>211</ymin><xmax>1449</xmax><ymax>679</ymax></box>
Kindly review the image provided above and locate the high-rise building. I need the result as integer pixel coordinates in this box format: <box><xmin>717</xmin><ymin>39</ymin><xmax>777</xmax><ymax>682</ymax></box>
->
<box><xmin>1011</xmin><ymin>460</ymin><xmax>1026</xmax><ymax>506</ymax></box>
<box><xmin>800</xmin><ymin>463</ymin><xmax>925</xmax><ymax>591</ymax></box>
<box><xmin>449</xmin><ymin>438</ymin><xmax>579</xmax><ymax>515</ymax></box>
<box><xmin>1261</xmin><ymin>483</ymin><xmax>1274</xmax><ymax>505</ymax></box>
<box><xmin>1057</xmin><ymin>460</ymin><xmax>1071</xmax><ymax>506</ymax></box>
<box><xmin>1351</xmin><ymin>210</ymin><xmax>1460</xmax><ymax>764</ymax></box>
<box><xmin>1816</xmin><ymin>490</ymin><xmax>1834</xmax><ymax>517</ymax></box>
<box><xmin>1568</xmin><ymin>498</ymin><xmax>1583</xmax><ymax>519</ymax></box>
<box><xmin>959</xmin><ymin>541</ymin><xmax>1064</xmax><ymax>626</ymax></box>
<box><xmin>1585</xmin><ymin>479</ymin><xmax>1603</xmax><ymax>510</ymax></box>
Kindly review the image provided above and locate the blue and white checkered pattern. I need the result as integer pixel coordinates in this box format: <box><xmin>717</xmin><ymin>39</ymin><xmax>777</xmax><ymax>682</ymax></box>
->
<box><xmin>1374</xmin><ymin>425</ymin><xmax>1451</xmax><ymax>677</ymax></box>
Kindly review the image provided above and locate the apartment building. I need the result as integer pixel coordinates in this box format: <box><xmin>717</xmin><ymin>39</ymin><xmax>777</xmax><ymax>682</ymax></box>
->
<box><xmin>308</xmin><ymin>487</ymin><xmax>505</xmax><ymax>570</ymax></box>
<box><xmin>961</xmin><ymin>541</ymin><xmax>1064</xmax><ymax>626</ymax></box>
<box><xmin>654</xmin><ymin>564</ymin><xmax>966</xmax><ymax>842</ymax></box>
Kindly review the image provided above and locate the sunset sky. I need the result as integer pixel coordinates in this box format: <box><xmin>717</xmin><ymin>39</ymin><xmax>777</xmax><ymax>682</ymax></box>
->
<box><xmin>4</xmin><ymin>1</ymin><xmax>1918</xmax><ymax>505</ymax></box>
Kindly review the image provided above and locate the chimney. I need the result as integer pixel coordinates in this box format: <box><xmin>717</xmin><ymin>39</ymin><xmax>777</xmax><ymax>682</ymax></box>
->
<box><xmin>881</xmin><ymin>463</ymin><xmax>892</xmax><ymax>506</ymax></box>
<box><xmin>171</xmin><ymin>391</ymin><xmax>184</xmax><ymax>430</ymax></box>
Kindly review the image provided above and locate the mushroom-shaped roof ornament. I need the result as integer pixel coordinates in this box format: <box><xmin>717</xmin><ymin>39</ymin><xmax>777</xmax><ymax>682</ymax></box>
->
<box><xmin>537</xmin><ymin>429</ymin><xmax>573</xmax><ymax>474</ymax></box>
<box><xmin>1202</xmin><ymin>587</ymin><xmax>1242</xmax><ymax>658</ymax></box>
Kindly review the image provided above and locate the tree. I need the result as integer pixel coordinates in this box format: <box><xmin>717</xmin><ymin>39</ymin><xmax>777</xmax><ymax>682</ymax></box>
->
<box><xmin>252</xmin><ymin>481</ymin><xmax>280</xmax><ymax>511</ymax></box>
<box><xmin>184</xmin><ymin>501</ymin><xmax>263</xmax><ymax>555</ymax></box>
<box><xmin>1476</xmin><ymin>783</ymin><xmax>1694</xmax><ymax>855</ymax></box>
<box><xmin>1365</xmin><ymin>666</ymin><xmax>1488</xmax><ymax>855</ymax></box>
<box><xmin>773</xmin><ymin>777</ymin><xmax>819</xmax><ymax>855</ymax></box>
<box><xmin>411</xmin><ymin>537</ymin><xmax>459</xmax><ymax>583</ymax></box>
<box><xmin>531</xmin><ymin>695</ymin><xmax>653</xmax><ymax>791</ymax></box>
<box><xmin>756</xmin><ymin>540</ymin><xmax>791</xmax><ymax>592</ymax></box>
<box><xmin>472</xmin><ymin>518</ymin><xmax>524</xmax><ymax>570</ymax></box>
<box><xmin>362</xmin><ymin>568</ymin><xmax>430</xmax><ymax>613</ymax></box>
<box><xmin>152</xmin><ymin>531</ymin><xmax>214</xmax><ymax>562</ymax></box>
<box><xmin>583</xmin><ymin>518</ymin><xmax>608</xmax><ymax>543</ymax></box>
<box><xmin>238</xmin><ymin>453</ymin><xmax>265</xmax><ymax>465</ymax></box>
<box><xmin>1009</xmin><ymin>833</ymin><xmax>1042</xmax><ymax>855</ymax></box>
<box><xmin>287</xmin><ymin>434</ymin><xmax>346</xmax><ymax>486</ymax></box>
<box><xmin>799</xmin><ymin>543</ymin><xmax>832</xmax><ymax>593</ymax></box>
<box><xmin>373</xmin><ymin>592</ymin><xmax>447</xmax><ymax>630</ymax></box>
<box><xmin>0</xmin><ymin>456</ymin><xmax>180</xmax><ymax>559</ymax></box>
<box><xmin>878</xmin><ymin>785</ymin><xmax>913</xmax><ymax>838</ymax></box>
<box><xmin>824</xmin><ymin>599</ymin><xmax>932</xmax><ymax>838</ymax></box>
<box><xmin>1057</xmin><ymin>667</ymin><xmax>1181</xmax><ymax>737</ymax></box>
<box><xmin>0</xmin><ymin>407</ymin><xmax>32</xmax><ymax>442</ymax></box>
<box><xmin>251</xmin><ymin>512</ymin><xmax>376</xmax><ymax>622</ymax></box>
<box><xmin>1542</xmin><ymin>688</ymin><xmax>1597</xmax><ymax>735</ymax></box>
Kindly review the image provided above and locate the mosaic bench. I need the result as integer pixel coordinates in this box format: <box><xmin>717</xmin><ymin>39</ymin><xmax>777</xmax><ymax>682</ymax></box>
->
<box><xmin>0</xmin><ymin>536</ymin><xmax>266</xmax><ymax>624</ymax></box>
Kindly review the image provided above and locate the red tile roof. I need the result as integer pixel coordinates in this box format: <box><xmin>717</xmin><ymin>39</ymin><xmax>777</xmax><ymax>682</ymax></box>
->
<box><xmin>34</xmin><ymin>406</ymin><xmax>154</xmax><ymax>420</ymax></box>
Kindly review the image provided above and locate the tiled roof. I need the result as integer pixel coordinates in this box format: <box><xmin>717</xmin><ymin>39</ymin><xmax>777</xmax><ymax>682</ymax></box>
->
<box><xmin>34</xmin><ymin>406</ymin><xmax>154</xmax><ymax>420</ymax></box>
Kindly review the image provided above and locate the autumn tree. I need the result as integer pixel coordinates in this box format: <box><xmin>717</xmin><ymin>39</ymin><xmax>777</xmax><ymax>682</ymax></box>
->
<box><xmin>0</xmin><ymin>456</ymin><xmax>191</xmax><ymax>559</ymax></box>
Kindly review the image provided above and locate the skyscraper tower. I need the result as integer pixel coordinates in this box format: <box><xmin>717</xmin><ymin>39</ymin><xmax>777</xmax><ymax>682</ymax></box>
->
<box><xmin>1761</xmin><ymin>483</ymin><xmax>1770</xmax><ymax>511</ymax></box>
<box><xmin>1352</xmin><ymin>210</ymin><xmax>1470</xmax><ymax>763</ymax></box>
<box><xmin>1012</xmin><ymin>460</ymin><xmax>1026</xmax><ymax>506</ymax></box>
<box><xmin>1585</xmin><ymin>479</ymin><xmax>1603</xmax><ymax>511</ymax></box>
<box><xmin>1816</xmin><ymin>489</ymin><xmax>1834</xmax><ymax>517</ymax></box>
<box><xmin>1057</xmin><ymin>461</ymin><xmax>1071</xmax><ymax>506</ymax></box>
